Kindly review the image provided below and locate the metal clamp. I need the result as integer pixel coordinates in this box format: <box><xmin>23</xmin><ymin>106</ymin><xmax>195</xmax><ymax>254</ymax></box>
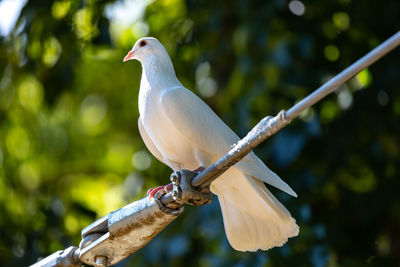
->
<box><xmin>170</xmin><ymin>170</ymin><xmax>212</xmax><ymax>206</ymax></box>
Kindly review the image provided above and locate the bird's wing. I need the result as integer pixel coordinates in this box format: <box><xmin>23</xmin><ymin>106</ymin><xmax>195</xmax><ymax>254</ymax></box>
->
<box><xmin>138</xmin><ymin>117</ymin><xmax>167</xmax><ymax>165</ymax></box>
<box><xmin>160</xmin><ymin>86</ymin><xmax>296</xmax><ymax>196</ymax></box>
<box><xmin>237</xmin><ymin>152</ymin><xmax>297</xmax><ymax>197</ymax></box>
<box><xmin>160</xmin><ymin>86</ymin><xmax>238</xmax><ymax>155</ymax></box>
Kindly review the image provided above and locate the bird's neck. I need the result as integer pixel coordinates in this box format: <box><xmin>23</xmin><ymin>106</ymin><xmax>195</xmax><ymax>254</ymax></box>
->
<box><xmin>141</xmin><ymin>54</ymin><xmax>180</xmax><ymax>90</ymax></box>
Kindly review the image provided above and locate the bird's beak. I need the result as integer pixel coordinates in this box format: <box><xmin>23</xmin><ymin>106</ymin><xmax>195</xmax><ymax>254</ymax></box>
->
<box><xmin>123</xmin><ymin>50</ymin><xmax>135</xmax><ymax>62</ymax></box>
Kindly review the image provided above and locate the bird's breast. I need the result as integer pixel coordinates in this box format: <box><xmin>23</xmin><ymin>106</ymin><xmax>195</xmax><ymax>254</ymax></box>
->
<box><xmin>139</xmin><ymin>88</ymin><xmax>200</xmax><ymax>170</ymax></box>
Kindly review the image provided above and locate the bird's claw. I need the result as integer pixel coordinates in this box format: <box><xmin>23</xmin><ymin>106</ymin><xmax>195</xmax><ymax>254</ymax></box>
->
<box><xmin>170</xmin><ymin>170</ymin><xmax>212</xmax><ymax>206</ymax></box>
<box><xmin>147</xmin><ymin>183</ymin><xmax>173</xmax><ymax>199</ymax></box>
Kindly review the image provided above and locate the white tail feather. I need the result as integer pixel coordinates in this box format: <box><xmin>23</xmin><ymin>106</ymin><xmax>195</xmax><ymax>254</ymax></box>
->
<box><xmin>211</xmin><ymin>168</ymin><xmax>299</xmax><ymax>251</ymax></box>
<box><xmin>237</xmin><ymin>152</ymin><xmax>298</xmax><ymax>197</ymax></box>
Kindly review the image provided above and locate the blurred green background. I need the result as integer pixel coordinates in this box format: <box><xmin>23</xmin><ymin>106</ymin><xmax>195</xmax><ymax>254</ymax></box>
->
<box><xmin>0</xmin><ymin>0</ymin><xmax>400</xmax><ymax>266</ymax></box>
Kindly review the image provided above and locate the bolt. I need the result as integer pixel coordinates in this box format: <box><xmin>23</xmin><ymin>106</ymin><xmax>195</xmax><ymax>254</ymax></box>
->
<box><xmin>172</xmin><ymin>190</ymin><xmax>178</xmax><ymax>198</ymax></box>
<box><xmin>170</xmin><ymin>172</ymin><xmax>181</xmax><ymax>185</ymax></box>
<box><xmin>94</xmin><ymin>256</ymin><xmax>108</xmax><ymax>267</ymax></box>
<box><xmin>170</xmin><ymin>173</ymin><xmax>177</xmax><ymax>183</ymax></box>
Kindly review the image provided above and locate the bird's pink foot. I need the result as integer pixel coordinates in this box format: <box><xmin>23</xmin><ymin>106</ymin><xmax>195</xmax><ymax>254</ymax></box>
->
<box><xmin>147</xmin><ymin>168</ymin><xmax>203</xmax><ymax>199</ymax></box>
<box><xmin>147</xmin><ymin>183</ymin><xmax>173</xmax><ymax>199</ymax></box>
<box><xmin>193</xmin><ymin>166</ymin><xmax>205</xmax><ymax>173</ymax></box>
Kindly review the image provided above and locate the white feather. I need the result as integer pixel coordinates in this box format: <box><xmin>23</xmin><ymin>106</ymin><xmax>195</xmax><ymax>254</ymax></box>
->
<box><xmin>212</xmin><ymin>168</ymin><xmax>298</xmax><ymax>251</ymax></box>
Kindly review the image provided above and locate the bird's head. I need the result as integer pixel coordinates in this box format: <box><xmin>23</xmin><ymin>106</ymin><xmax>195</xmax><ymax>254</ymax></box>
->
<box><xmin>123</xmin><ymin>37</ymin><xmax>169</xmax><ymax>63</ymax></box>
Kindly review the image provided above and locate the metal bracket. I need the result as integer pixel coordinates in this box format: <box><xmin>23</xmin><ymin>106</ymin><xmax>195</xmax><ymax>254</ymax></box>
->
<box><xmin>78</xmin><ymin>195</ymin><xmax>183</xmax><ymax>266</ymax></box>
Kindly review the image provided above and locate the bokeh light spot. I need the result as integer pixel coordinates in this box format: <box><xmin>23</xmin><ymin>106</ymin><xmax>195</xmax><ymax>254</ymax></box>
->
<box><xmin>124</xmin><ymin>172</ymin><xmax>144</xmax><ymax>198</ymax></box>
<box><xmin>376</xmin><ymin>234</ymin><xmax>391</xmax><ymax>255</ymax></box>
<box><xmin>131</xmin><ymin>21</ymin><xmax>149</xmax><ymax>38</ymax></box>
<box><xmin>80</xmin><ymin>94</ymin><xmax>108</xmax><ymax>135</ymax></box>
<box><xmin>27</xmin><ymin>39</ymin><xmax>41</xmax><ymax>60</ymax></box>
<box><xmin>332</xmin><ymin>12</ymin><xmax>350</xmax><ymax>31</ymax></box>
<box><xmin>354</xmin><ymin>68</ymin><xmax>372</xmax><ymax>89</ymax></box>
<box><xmin>377</xmin><ymin>90</ymin><xmax>389</xmax><ymax>106</ymax></box>
<box><xmin>337</xmin><ymin>88</ymin><xmax>353</xmax><ymax>110</ymax></box>
<box><xmin>51</xmin><ymin>198</ymin><xmax>66</xmax><ymax>217</ymax></box>
<box><xmin>300</xmin><ymin>108</ymin><xmax>315</xmax><ymax>122</ymax></box>
<box><xmin>131</xmin><ymin>150</ymin><xmax>152</xmax><ymax>170</ymax></box>
<box><xmin>70</xmin><ymin>174</ymin><xmax>124</xmax><ymax>215</ymax></box>
<box><xmin>103</xmin><ymin>138</ymin><xmax>134</xmax><ymax>173</ymax></box>
<box><xmin>73</xmin><ymin>7</ymin><xmax>98</xmax><ymax>40</ymax></box>
<box><xmin>324</xmin><ymin>45</ymin><xmax>340</xmax><ymax>61</ymax></box>
<box><xmin>64</xmin><ymin>214</ymin><xmax>80</xmax><ymax>234</ymax></box>
<box><xmin>18</xmin><ymin>161</ymin><xmax>41</xmax><ymax>190</ymax></box>
<box><xmin>42</xmin><ymin>36</ymin><xmax>62</xmax><ymax>68</ymax></box>
<box><xmin>6</xmin><ymin>127</ymin><xmax>31</xmax><ymax>160</ymax></box>
<box><xmin>51</xmin><ymin>0</ymin><xmax>71</xmax><ymax>20</ymax></box>
<box><xmin>320</xmin><ymin>101</ymin><xmax>339</xmax><ymax>123</ymax></box>
<box><xmin>288</xmin><ymin>0</ymin><xmax>306</xmax><ymax>16</ymax></box>
<box><xmin>195</xmin><ymin>62</ymin><xmax>217</xmax><ymax>98</ymax></box>
<box><xmin>17</xmin><ymin>75</ymin><xmax>44</xmax><ymax>113</ymax></box>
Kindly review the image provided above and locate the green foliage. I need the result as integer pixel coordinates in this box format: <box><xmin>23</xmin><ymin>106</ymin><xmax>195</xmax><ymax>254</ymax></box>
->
<box><xmin>0</xmin><ymin>0</ymin><xmax>400</xmax><ymax>266</ymax></box>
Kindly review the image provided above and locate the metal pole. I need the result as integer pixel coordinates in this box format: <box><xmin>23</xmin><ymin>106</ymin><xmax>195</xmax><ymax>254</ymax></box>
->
<box><xmin>286</xmin><ymin>30</ymin><xmax>400</xmax><ymax>120</ymax></box>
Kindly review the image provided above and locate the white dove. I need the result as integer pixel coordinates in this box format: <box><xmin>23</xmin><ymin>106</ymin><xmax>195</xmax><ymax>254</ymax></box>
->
<box><xmin>124</xmin><ymin>37</ymin><xmax>299</xmax><ymax>251</ymax></box>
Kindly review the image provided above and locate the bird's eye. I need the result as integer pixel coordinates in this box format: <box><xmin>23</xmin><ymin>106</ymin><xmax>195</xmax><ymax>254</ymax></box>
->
<box><xmin>139</xmin><ymin>40</ymin><xmax>147</xmax><ymax>47</ymax></box>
